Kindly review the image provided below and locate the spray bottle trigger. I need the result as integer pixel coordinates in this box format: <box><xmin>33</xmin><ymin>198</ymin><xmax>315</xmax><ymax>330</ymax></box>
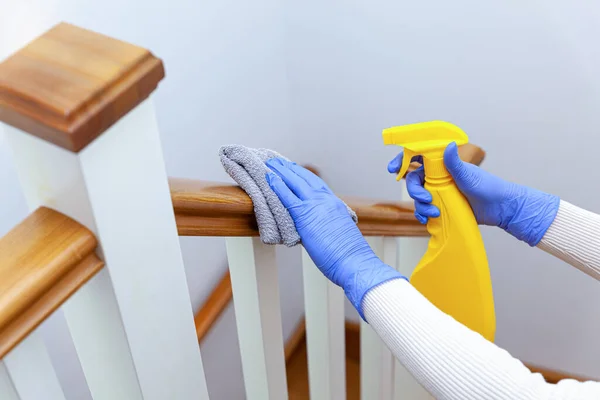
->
<box><xmin>396</xmin><ymin>149</ymin><xmax>417</xmax><ymax>181</ymax></box>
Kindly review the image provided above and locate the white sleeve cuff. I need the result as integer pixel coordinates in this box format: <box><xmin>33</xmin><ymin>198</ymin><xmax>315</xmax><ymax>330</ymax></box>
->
<box><xmin>538</xmin><ymin>200</ymin><xmax>600</xmax><ymax>280</ymax></box>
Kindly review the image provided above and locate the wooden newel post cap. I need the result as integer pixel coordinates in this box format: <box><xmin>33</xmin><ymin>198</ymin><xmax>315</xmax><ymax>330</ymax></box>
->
<box><xmin>0</xmin><ymin>23</ymin><xmax>165</xmax><ymax>152</ymax></box>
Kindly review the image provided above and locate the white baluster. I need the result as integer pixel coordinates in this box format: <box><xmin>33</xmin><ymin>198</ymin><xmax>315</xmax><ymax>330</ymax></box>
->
<box><xmin>393</xmin><ymin>236</ymin><xmax>433</xmax><ymax>400</ymax></box>
<box><xmin>393</xmin><ymin>183</ymin><xmax>433</xmax><ymax>400</ymax></box>
<box><xmin>0</xmin><ymin>361</ymin><xmax>19</xmax><ymax>400</ymax></box>
<box><xmin>360</xmin><ymin>320</ymin><xmax>394</xmax><ymax>400</ymax></box>
<box><xmin>4</xmin><ymin>98</ymin><xmax>209</xmax><ymax>399</ymax></box>
<box><xmin>361</xmin><ymin>237</ymin><xmax>395</xmax><ymax>400</ymax></box>
<box><xmin>227</xmin><ymin>237</ymin><xmax>288</xmax><ymax>400</ymax></box>
<box><xmin>302</xmin><ymin>248</ymin><xmax>346</xmax><ymax>400</ymax></box>
<box><xmin>3</xmin><ymin>332</ymin><xmax>65</xmax><ymax>400</ymax></box>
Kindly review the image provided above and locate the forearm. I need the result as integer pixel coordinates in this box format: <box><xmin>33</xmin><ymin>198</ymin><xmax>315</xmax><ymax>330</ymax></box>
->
<box><xmin>537</xmin><ymin>201</ymin><xmax>600</xmax><ymax>280</ymax></box>
<box><xmin>363</xmin><ymin>279</ymin><xmax>600</xmax><ymax>400</ymax></box>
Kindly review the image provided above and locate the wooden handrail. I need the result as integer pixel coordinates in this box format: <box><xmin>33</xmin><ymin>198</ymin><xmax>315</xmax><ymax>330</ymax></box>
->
<box><xmin>0</xmin><ymin>207</ymin><xmax>103</xmax><ymax>358</ymax></box>
<box><xmin>171</xmin><ymin>143</ymin><xmax>484</xmax><ymax>237</ymax></box>
<box><xmin>0</xmin><ymin>23</ymin><xmax>164</xmax><ymax>152</ymax></box>
<box><xmin>171</xmin><ymin>179</ymin><xmax>425</xmax><ymax>237</ymax></box>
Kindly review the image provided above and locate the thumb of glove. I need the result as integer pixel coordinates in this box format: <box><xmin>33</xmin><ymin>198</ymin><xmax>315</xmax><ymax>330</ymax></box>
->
<box><xmin>444</xmin><ymin>142</ymin><xmax>474</xmax><ymax>190</ymax></box>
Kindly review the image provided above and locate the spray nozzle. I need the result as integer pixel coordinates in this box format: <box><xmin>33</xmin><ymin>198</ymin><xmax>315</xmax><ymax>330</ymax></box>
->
<box><xmin>382</xmin><ymin>121</ymin><xmax>469</xmax><ymax>180</ymax></box>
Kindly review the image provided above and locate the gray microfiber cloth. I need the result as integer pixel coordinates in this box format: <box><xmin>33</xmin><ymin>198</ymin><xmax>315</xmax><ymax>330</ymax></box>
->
<box><xmin>219</xmin><ymin>145</ymin><xmax>358</xmax><ymax>246</ymax></box>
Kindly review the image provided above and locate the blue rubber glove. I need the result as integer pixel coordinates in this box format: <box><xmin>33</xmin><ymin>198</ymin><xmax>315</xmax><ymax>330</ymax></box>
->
<box><xmin>388</xmin><ymin>142</ymin><xmax>560</xmax><ymax>247</ymax></box>
<box><xmin>265</xmin><ymin>158</ymin><xmax>406</xmax><ymax>319</ymax></box>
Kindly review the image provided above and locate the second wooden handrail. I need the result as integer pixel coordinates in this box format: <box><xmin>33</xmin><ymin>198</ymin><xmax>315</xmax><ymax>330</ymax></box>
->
<box><xmin>0</xmin><ymin>207</ymin><xmax>104</xmax><ymax>358</ymax></box>
<box><xmin>194</xmin><ymin>271</ymin><xmax>233</xmax><ymax>341</ymax></box>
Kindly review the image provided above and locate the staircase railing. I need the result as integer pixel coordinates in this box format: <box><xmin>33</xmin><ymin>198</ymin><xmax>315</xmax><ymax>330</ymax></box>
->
<box><xmin>169</xmin><ymin>179</ymin><xmax>436</xmax><ymax>399</ymax></box>
<box><xmin>168</xmin><ymin>143</ymin><xmax>483</xmax><ymax>399</ymax></box>
<box><xmin>1</xmin><ymin>21</ymin><xmax>584</xmax><ymax>400</ymax></box>
<box><xmin>0</xmin><ymin>23</ymin><xmax>207</xmax><ymax>400</ymax></box>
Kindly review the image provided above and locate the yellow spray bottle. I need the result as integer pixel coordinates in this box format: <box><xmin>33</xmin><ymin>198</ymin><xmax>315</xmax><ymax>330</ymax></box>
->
<box><xmin>382</xmin><ymin>121</ymin><xmax>495</xmax><ymax>341</ymax></box>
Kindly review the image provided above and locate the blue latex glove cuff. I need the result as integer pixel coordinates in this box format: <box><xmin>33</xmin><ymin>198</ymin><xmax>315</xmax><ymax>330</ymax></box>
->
<box><xmin>502</xmin><ymin>188</ymin><xmax>560</xmax><ymax>247</ymax></box>
<box><xmin>343</xmin><ymin>259</ymin><xmax>408</xmax><ymax>320</ymax></box>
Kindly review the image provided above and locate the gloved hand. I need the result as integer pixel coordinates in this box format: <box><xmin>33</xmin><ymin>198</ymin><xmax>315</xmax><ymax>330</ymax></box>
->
<box><xmin>265</xmin><ymin>158</ymin><xmax>406</xmax><ymax>319</ymax></box>
<box><xmin>388</xmin><ymin>142</ymin><xmax>560</xmax><ymax>247</ymax></box>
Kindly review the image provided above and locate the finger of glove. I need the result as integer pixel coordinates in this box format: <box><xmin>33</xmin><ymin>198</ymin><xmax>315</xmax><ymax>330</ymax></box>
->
<box><xmin>266</xmin><ymin>172</ymin><xmax>302</xmax><ymax>208</ymax></box>
<box><xmin>406</xmin><ymin>167</ymin><xmax>432</xmax><ymax>203</ymax></box>
<box><xmin>414</xmin><ymin>212</ymin><xmax>428</xmax><ymax>224</ymax></box>
<box><xmin>387</xmin><ymin>152</ymin><xmax>424</xmax><ymax>174</ymax></box>
<box><xmin>266</xmin><ymin>158</ymin><xmax>313</xmax><ymax>200</ymax></box>
<box><xmin>415</xmin><ymin>200</ymin><xmax>440</xmax><ymax>218</ymax></box>
<box><xmin>288</xmin><ymin>162</ymin><xmax>332</xmax><ymax>193</ymax></box>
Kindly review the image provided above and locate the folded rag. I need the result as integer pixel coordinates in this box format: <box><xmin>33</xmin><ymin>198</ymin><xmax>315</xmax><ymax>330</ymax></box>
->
<box><xmin>219</xmin><ymin>145</ymin><xmax>358</xmax><ymax>246</ymax></box>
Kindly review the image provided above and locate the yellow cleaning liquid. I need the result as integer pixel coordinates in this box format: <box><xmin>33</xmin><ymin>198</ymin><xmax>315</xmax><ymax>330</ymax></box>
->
<box><xmin>382</xmin><ymin>121</ymin><xmax>495</xmax><ymax>341</ymax></box>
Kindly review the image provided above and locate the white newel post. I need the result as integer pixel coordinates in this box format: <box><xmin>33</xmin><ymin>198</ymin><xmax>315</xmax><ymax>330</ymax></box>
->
<box><xmin>5</xmin><ymin>125</ymin><xmax>142</xmax><ymax>399</ymax></box>
<box><xmin>226</xmin><ymin>237</ymin><xmax>288</xmax><ymax>400</ymax></box>
<box><xmin>4</xmin><ymin>98</ymin><xmax>209</xmax><ymax>400</ymax></box>
<box><xmin>302</xmin><ymin>248</ymin><xmax>346</xmax><ymax>400</ymax></box>
<box><xmin>0</xmin><ymin>23</ymin><xmax>209</xmax><ymax>400</ymax></box>
<box><xmin>361</xmin><ymin>237</ymin><xmax>395</xmax><ymax>400</ymax></box>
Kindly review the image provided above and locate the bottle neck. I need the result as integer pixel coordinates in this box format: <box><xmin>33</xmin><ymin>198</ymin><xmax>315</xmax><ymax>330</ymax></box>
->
<box><xmin>423</xmin><ymin>157</ymin><xmax>452</xmax><ymax>185</ymax></box>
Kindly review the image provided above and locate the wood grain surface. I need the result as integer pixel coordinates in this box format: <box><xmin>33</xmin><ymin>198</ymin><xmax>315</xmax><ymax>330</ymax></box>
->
<box><xmin>170</xmin><ymin>178</ymin><xmax>425</xmax><ymax>237</ymax></box>
<box><xmin>0</xmin><ymin>207</ymin><xmax>103</xmax><ymax>357</ymax></box>
<box><xmin>0</xmin><ymin>22</ymin><xmax>164</xmax><ymax>152</ymax></box>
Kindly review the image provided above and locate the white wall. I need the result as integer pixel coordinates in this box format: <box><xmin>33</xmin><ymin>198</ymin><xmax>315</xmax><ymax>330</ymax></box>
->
<box><xmin>2</xmin><ymin>0</ymin><xmax>600</xmax><ymax>397</ymax></box>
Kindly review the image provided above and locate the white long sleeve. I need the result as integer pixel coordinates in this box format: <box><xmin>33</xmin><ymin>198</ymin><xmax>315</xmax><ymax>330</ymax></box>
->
<box><xmin>537</xmin><ymin>201</ymin><xmax>600</xmax><ymax>280</ymax></box>
<box><xmin>363</xmin><ymin>200</ymin><xmax>600</xmax><ymax>399</ymax></box>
